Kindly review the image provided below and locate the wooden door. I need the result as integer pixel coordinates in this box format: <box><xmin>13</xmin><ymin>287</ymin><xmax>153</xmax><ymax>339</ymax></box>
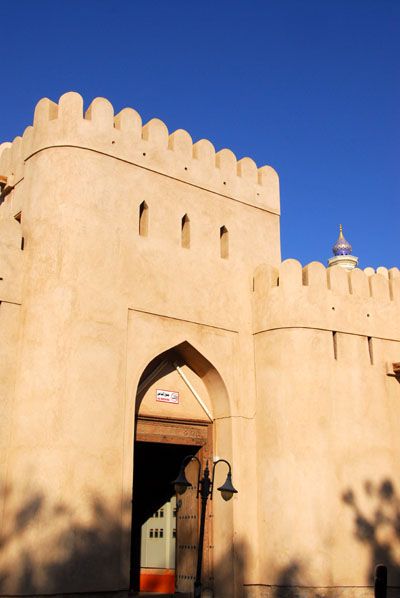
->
<box><xmin>175</xmin><ymin>426</ymin><xmax>213</xmax><ymax>597</ymax></box>
<box><xmin>175</xmin><ymin>456</ymin><xmax>199</xmax><ymax>594</ymax></box>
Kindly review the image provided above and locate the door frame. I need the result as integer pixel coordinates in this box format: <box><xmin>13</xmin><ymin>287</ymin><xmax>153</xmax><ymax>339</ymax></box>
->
<box><xmin>133</xmin><ymin>415</ymin><xmax>213</xmax><ymax>595</ymax></box>
<box><xmin>136</xmin><ymin>415</ymin><xmax>212</xmax><ymax>446</ymax></box>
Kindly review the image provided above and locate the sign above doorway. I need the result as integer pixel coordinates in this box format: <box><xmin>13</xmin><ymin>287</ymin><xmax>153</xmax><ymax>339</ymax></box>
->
<box><xmin>156</xmin><ymin>389</ymin><xmax>179</xmax><ymax>404</ymax></box>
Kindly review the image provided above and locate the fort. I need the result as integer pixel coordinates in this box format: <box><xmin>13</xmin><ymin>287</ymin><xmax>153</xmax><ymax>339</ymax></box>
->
<box><xmin>0</xmin><ymin>92</ymin><xmax>399</xmax><ymax>597</ymax></box>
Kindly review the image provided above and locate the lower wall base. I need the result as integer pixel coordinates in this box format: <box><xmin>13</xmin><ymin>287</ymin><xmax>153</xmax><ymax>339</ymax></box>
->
<box><xmin>0</xmin><ymin>594</ymin><xmax>174</xmax><ymax>598</ymax></box>
<box><xmin>3</xmin><ymin>587</ymin><xmax>399</xmax><ymax>598</ymax></box>
<box><xmin>243</xmin><ymin>586</ymin><xmax>398</xmax><ymax>598</ymax></box>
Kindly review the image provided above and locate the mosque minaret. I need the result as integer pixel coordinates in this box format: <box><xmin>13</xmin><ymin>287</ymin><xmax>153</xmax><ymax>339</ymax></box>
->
<box><xmin>328</xmin><ymin>224</ymin><xmax>358</xmax><ymax>270</ymax></box>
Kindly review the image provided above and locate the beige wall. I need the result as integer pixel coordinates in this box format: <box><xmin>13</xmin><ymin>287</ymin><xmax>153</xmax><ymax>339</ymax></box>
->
<box><xmin>252</xmin><ymin>259</ymin><xmax>400</xmax><ymax>596</ymax></box>
<box><xmin>0</xmin><ymin>93</ymin><xmax>273</xmax><ymax>596</ymax></box>
<box><xmin>0</xmin><ymin>93</ymin><xmax>399</xmax><ymax>597</ymax></box>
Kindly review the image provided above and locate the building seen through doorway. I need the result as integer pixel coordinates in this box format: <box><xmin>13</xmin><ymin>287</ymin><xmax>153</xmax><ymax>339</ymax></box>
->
<box><xmin>131</xmin><ymin>441</ymin><xmax>203</xmax><ymax>593</ymax></box>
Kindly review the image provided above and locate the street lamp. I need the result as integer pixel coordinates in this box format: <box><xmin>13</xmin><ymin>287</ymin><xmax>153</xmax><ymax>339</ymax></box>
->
<box><xmin>173</xmin><ymin>455</ymin><xmax>238</xmax><ymax>598</ymax></box>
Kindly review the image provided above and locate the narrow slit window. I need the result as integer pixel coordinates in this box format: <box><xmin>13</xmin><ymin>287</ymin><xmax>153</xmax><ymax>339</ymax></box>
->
<box><xmin>220</xmin><ymin>226</ymin><xmax>229</xmax><ymax>259</ymax></box>
<box><xmin>181</xmin><ymin>214</ymin><xmax>190</xmax><ymax>248</ymax></box>
<box><xmin>139</xmin><ymin>201</ymin><xmax>148</xmax><ymax>237</ymax></box>
<box><xmin>332</xmin><ymin>331</ymin><xmax>338</xmax><ymax>360</ymax></box>
<box><xmin>368</xmin><ymin>337</ymin><xmax>374</xmax><ymax>365</ymax></box>
<box><xmin>14</xmin><ymin>212</ymin><xmax>24</xmax><ymax>250</ymax></box>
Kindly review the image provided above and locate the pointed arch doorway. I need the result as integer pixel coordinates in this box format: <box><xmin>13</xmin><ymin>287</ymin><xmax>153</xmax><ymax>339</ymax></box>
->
<box><xmin>130</xmin><ymin>344</ymin><xmax>216</xmax><ymax>596</ymax></box>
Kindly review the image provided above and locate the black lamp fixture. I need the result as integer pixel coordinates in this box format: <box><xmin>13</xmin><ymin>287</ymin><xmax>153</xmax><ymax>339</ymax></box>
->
<box><xmin>172</xmin><ymin>467</ymin><xmax>192</xmax><ymax>495</ymax></box>
<box><xmin>172</xmin><ymin>455</ymin><xmax>238</xmax><ymax>597</ymax></box>
<box><xmin>217</xmin><ymin>470</ymin><xmax>237</xmax><ymax>501</ymax></box>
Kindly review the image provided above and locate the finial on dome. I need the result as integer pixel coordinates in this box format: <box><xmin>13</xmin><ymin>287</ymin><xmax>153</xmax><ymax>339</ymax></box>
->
<box><xmin>328</xmin><ymin>224</ymin><xmax>358</xmax><ymax>270</ymax></box>
<box><xmin>332</xmin><ymin>224</ymin><xmax>352</xmax><ymax>256</ymax></box>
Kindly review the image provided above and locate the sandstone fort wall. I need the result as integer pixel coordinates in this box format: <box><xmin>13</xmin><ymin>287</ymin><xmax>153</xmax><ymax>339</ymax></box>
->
<box><xmin>0</xmin><ymin>94</ymin><xmax>398</xmax><ymax>597</ymax></box>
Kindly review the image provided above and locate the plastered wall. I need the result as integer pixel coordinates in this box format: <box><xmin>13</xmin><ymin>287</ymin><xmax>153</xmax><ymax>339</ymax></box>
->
<box><xmin>251</xmin><ymin>260</ymin><xmax>400</xmax><ymax>597</ymax></box>
<box><xmin>0</xmin><ymin>93</ymin><xmax>399</xmax><ymax>597</ymax></box>
<box><xmin>0</xmin><ymin>93</ymin><xmax>273</xmax><ymax>596</ymax></box>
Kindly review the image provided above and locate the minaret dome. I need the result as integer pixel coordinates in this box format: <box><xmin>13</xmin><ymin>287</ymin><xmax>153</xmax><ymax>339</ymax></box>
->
<box><xmin>328</xmin><ymin>225</ymin><xmax>358</xmax><ymax>270</ymax></box>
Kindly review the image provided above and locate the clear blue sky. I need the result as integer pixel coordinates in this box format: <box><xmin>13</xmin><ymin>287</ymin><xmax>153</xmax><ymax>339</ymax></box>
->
<box><xmin>1</xmin><ymin>1</ymin><xmax>398</xmax><ymax>268</ymax></box>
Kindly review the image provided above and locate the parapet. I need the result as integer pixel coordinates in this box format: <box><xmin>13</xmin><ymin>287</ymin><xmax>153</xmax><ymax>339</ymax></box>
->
<box><xmin>0</xmin><ymin>92</ymin><xmax>279</xmax><ymax>214</ymax></box>
<box><xmin>253</xmin><ymin>259</ymin><xmax>400</xmax><ymax>340</ymax></box>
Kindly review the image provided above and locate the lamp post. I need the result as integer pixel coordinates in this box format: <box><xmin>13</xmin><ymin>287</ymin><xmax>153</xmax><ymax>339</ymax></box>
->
<box><xmin>173</xmin><ymin>455</ymin><xmax>238</xmax><ymax>598</ymax></box>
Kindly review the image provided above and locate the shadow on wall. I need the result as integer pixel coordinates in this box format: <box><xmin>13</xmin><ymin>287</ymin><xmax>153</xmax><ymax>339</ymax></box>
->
<box><xmin>342</xmin><ymin>478</ymin><xmax>400</xmax><ymax>589</ymax></box>
<box><xmin>271</xmin><ymin>560</ymin><xmax>327</xmax><ymax>598</ymax></box>
<box><xmin>0</xmin><ymin>483</ymin><xmax>249</xmax><ymax>597</ymax></box>
<box><xmin>0</xmin><ymin>483</ymin><xmax>131</xmax><ymax>595</ymax></box>
<box><xmin>9</xmin><ymin>477</ymin><xmax>400</xmax><ymax>598</ymax></box>
<box><xmin>273</xmin><ymin>562</ymin><xmax>305</xmax><ymax>598</ymax></box>
<box><xmin>209</xmin><ymin>538</ymin><xmax>248</xmax><ymax>598</ymax></box>
<box><xmin>242</xmin><ymin>557</ymin><xmax>322</xmax><ymax>598</ymax></box>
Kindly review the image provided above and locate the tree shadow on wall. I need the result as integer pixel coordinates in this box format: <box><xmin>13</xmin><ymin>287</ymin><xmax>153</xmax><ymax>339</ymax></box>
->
<box><xmin>272</xmin><ymin>560</ymin><xmax>328</xmax><ymax>598</ymax></box>
<box><xmin>0</xmin><ymin>483</ymin><xmax>131</xmax><ymax>595</ymax></box>
<box><xmin>273</xmin><ymin>562</ymin><xmax>304</xmax><ymax>598</ymax></box>
<box><xmin>342</xmin><ymin>478</ymin><xmax>400</xmax><ymax>589</ymax></box>
<box><xmin>209</xmin><ymin>538</ymin><xmax>247</xmax><ymax>598</ymax></box>
<box><xmin>204</xmin><ymin>536</ymin><xmax>317</xmax><ymax>598</ymax></box>
<box><xmin>0</xmin><ymin>483</ymin><xmax>251</xmax><ymax>598</ymax></box>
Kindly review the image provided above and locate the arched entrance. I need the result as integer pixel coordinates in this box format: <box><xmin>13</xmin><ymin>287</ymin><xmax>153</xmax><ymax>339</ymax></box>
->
<box><xmin>129</xmin><ymin>342</ymin><xmax>228</xmax><ymax>596</ymax></box>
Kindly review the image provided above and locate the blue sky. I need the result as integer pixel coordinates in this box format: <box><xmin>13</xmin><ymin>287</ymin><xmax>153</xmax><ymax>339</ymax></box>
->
<box><xmin>1</xmin><ymin>0</ymin><xmax>398</xmax><ymax>268</ymax></box>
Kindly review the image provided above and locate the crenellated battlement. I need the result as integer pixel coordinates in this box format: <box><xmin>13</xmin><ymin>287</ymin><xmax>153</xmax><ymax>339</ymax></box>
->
<box><xmin>0</xmin><ymin>92</ymin><xmax>279</xmax><ymax>213</ymax></box>
<box><xmin>254</xmin><ymin>259</ymin><xmax>400</xmax><ymax>340</ymax></box>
